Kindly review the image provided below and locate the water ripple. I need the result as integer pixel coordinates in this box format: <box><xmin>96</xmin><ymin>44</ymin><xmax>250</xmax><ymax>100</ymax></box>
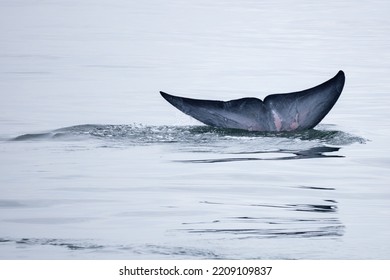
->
<box><xmin>0</xmin><ymin>237</ymin><xmax>221</xmax><ymax>259</ymax></box>
<box><xmin>9</xmin><ymin>124</ymin><xmax>366</xmax><ymax>161</ymax></box>
<box><xmin>11</xmin><ymin>124</ymin><xmax>366</xmax><ymax>145</ymax></box>
<box><xmin>187</xmin><ymin>198</ymin><xmax>344</xmax><ymax>239</ymax></box>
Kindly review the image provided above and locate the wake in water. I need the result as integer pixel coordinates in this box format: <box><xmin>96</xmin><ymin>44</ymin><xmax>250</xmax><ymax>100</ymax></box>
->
<box><xmin>11</xmin><ymin>124</ymin><xmax>366</xmax><ymax>144</ymax></box>
<box><xmin>10</xmin><ymin>124</ymin><xmax>366</xmax><ymax>161</ymax></box>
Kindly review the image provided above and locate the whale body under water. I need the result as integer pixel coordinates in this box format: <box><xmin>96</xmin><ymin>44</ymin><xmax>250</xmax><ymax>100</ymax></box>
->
<box><xmin>160</xmin><ymin>70</ymin><xmax>345</xmax><ymax>132</ymax></box>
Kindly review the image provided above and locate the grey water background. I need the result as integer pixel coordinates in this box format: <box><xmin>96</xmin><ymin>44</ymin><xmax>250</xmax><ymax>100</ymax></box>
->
<box><xmin>0</xmin><ymin>0</ymin><xmax>389</xmax><ymax>259</ymax></box>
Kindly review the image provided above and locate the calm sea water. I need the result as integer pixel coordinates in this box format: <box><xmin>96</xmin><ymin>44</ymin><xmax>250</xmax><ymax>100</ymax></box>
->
<box><xmin>1</xmin><ymin>0</ymin><xmax>389</xmax><ymax>259</ymax></box>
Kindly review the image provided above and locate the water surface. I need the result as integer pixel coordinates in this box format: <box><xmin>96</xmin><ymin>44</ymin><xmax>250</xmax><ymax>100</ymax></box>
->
<box><xmin>1</xmin><ymin>0</ymin><xmax>389</xmax><ymax>259</ymax></box>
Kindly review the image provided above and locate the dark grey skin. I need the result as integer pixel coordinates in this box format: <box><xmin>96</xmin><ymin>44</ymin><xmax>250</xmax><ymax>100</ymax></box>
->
<box><xmin>160</xmin><ymin>70</ymin><xmax>345</xmax><ymax>132</ymax></box>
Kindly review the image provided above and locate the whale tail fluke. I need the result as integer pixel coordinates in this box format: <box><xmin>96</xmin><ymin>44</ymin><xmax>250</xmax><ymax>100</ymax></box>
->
<box><xmin>160</xmin><ymin>71</ymin><xmax>345</xmax><ymax>132</ymax></box>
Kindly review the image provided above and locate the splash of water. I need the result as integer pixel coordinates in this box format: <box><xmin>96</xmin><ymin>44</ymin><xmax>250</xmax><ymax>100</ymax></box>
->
<box><xmin>10</xmin><ymin>124</ymin><xmax>366</xmax><ymax>161</ymax></box>
<box><xmin>11</xmin><ymin>123</ymin><xmax>366</xmax><ymax>145</ymax></box>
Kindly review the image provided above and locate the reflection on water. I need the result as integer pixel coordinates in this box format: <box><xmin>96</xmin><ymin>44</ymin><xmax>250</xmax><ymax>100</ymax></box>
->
<box><xmin>178</xmin><ymin>146</ymin><xmax>343</xmax><ymax>163</ymax></box>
